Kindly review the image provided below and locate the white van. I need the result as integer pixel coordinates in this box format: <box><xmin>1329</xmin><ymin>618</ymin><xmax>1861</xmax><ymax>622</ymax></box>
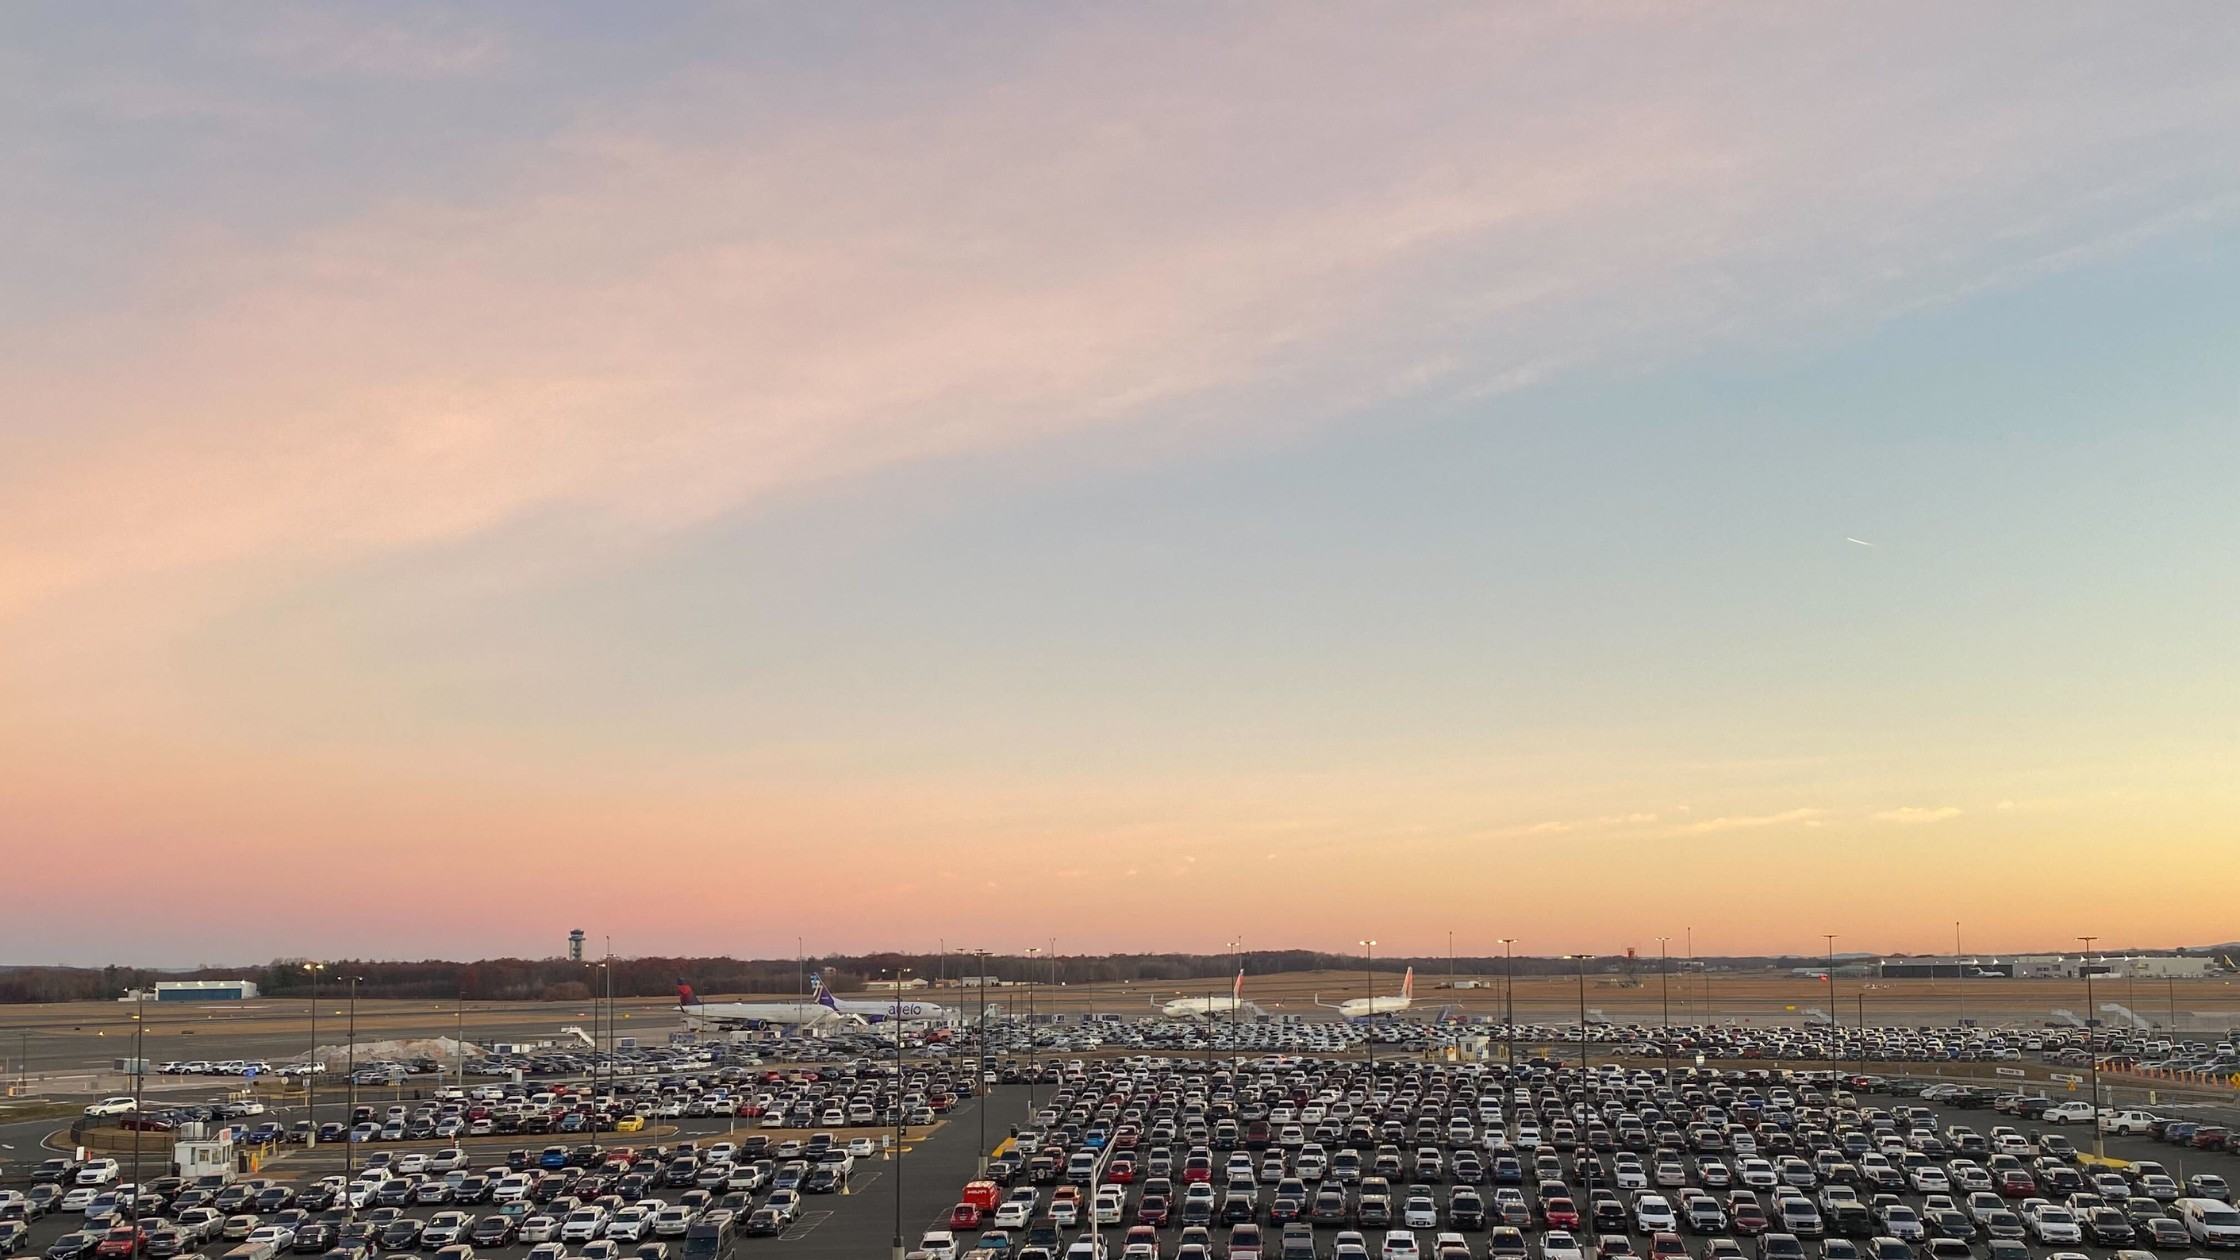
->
<box><xmin>2177</xmin><ymin>1198</ymin><xmax>2240</xmax><ymax>1247</ymax></box>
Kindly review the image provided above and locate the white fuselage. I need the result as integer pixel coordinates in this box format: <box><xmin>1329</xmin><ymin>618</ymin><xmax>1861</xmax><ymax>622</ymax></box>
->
<box><xmin>833</xmin><ymin>996</ymin><xmax>952</xmax><ymax>1022</ymax></box>
<box><xmin>1336</xmin><ymin>995</ymin><xmax>1413</xmax><ymax>1018</ymax></box>
<box><xmin>679</xmin><ymin>1002</ymin><xmax>842</xmax><ymax>1030</ymax></box>
<box><xmin>1161</xmin><ymin>997</ymin><xmax>1250</xmax><ymax>1019</ymax></box>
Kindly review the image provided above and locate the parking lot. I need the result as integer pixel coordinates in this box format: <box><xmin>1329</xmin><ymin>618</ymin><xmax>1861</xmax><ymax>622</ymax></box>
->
<box><xmin>9</xmin><ymin>1031</ymin><xmax>2240</xmax><ymax>1260</ymax></box>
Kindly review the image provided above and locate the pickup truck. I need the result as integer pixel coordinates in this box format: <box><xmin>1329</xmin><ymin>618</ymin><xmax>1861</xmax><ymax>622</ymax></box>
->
<box><xmin>2100</xmin><ymin>1110</ymin><xmax>2160</xmax><ymax>1136</ymax></box>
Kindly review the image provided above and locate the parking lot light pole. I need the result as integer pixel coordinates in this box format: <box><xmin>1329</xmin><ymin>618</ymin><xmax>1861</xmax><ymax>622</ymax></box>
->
<box><xmin>1954</xmin><ymin>921</ymin><xmax>1966</xmax><ymax>1028</ymax></box>
<box><xmin>1655</xmin><ymin>937</ymin><xmax>1671</xmax><ymax>1081</ymax></box>
<box><xmin>130</xmin><ymin>989</ymin><xmax>146</xmax><ymax>1191</ymax></box>
<box><xmin>1359</xmin><ymin>940</ymin><xmax>1376</xmax><ymax>1070</ymax></box>
<box><xmin>891</xmin><ymin>966</ymin><xmax>910</xmax><ymax>1260</ymax></box>
<box><xmin>1228</xmin><ymin>937</ymin><xmax>1243</xmax><ymax>1081</ymax></box>
<box><xmin>306</xmin><ymin>963</ymin><xmax>324</xmax><ymax>1143</ymax></box>
<box><xmin>1498</xmin><ymin>939</ymin><xmax>1516</xmax><ymax>1067</ymax></box>
<box><xmin>2080</xmin><ymin>935</ymin><xmax>2104</xmax><ymax>1156</ymax></box>
<box><xmin>1822</xmin><ymin>934</ymin><xmax>1839</xmax><ymax>1087</ymax></box>
<box><xmin>972</xmin><ymin>948</ymin><xmax>991</xmax><ymax>1175</ymax></box>
<box><xmin>1566</xmin><ymin>954</ymin><xmax>1590</xmax><ymax>1071</ymax></box>
<box><xmin>1024</xmin><ymin>947</ymin><xmax>1042</xmax><ymax>1111</ymax></box>
<box><xmin>342</xmin><ymin>973</ymin><xmax>360</xmax><ymax>1174</ymax></box>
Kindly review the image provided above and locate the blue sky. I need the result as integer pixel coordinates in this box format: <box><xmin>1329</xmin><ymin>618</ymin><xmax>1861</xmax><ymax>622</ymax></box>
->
<box><xmin>2</xmin><ymin>4</ymin><xmax>2237</xmax><ymax>964</ymax></box>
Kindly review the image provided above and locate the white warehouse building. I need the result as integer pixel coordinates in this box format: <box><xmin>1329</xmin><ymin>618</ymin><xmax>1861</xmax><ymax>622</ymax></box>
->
<box><xmin>154</xmin><ymin>979</ymin><xmax>261</xmax><ymax>1001</ymax></box>
<box><xmin>2120</xmin><ymin>956</ymin><xmax>2216</xmax><ymax>979</ymax></box>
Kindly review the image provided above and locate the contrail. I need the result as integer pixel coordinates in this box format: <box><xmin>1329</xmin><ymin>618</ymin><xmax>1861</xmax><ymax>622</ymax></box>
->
<box><xmin>1846</xmin><ymin>537</ymin><xmax>1876</xmax><ymax>547</ymax></box>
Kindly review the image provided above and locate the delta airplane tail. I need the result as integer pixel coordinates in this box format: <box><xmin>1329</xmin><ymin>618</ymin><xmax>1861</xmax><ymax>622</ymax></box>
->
<box><xmin>1402</xmin><ymin>967</ymin><xmax>1414</xmax><ymax>1001</ymax></box>
<box><xmin>676</xmin><ymin>980</ymin><xmax>701</xmax><ymax>1007</ymax></box>
<box><xmin>1233</xmin><ymin>971</ymin><xmax>1245</xmax><ymax>1001</ymax></box>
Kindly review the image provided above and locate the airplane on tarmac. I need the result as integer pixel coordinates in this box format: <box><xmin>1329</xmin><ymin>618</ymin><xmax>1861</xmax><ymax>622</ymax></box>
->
<box><xmin>1160</xmin><ymin>971</ymin><xmax>1260</xmax><ymax>1019</ymax></box>
<box><xmin>812</xmin><ymin>973</ymin><xmax>954</xmax><ymax>1024</ymax></box>
<box><xmin>674</xmin><ymin>981</ymin><xmax>855</xmax><ymax>1031</ymax></box>
<box><xmin>1316</xmin><ymin>966</ymin><xmax>1415</xmax><ymax>1019</ymax></box>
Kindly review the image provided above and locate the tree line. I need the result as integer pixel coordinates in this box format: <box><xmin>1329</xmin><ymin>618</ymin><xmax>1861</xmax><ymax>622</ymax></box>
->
<box><xmin>0</xmin><ymin>949</ymin><xmax>1787</xmax><ymax>1004</ymax></box>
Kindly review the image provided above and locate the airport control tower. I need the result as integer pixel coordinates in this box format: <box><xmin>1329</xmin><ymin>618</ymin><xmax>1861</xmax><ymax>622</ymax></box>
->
<box><xmin>568</xmin><ymin>929</ymin><xmax>586</xmax><ymax>962</ymax></box>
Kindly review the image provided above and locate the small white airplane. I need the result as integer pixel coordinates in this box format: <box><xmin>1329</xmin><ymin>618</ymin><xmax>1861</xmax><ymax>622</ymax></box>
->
<box><xmin>1160</xmin><ymin>971</ymin><xmax>1258</xmax><ymax>1019</ymax></box>
<box><xmin>1317</xmin><ymin>966</ymin><xmax>1415</xmax><ymax>1019</ymax></box>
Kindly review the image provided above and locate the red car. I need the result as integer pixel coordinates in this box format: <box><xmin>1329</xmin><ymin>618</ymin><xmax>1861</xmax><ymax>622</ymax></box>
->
<box><xmin>94</xmin><ymin>1228</ymin><xmax>145</xmax><ymax>1259</ymax></box>
<box><xmin>1106</xmin><ymin>1158</ymin><xmax>1136</xmax><ymax>1184</ymax></box>
<box><xmin>1136</xmin><ymin>1195</ymin><xmax>1169</xmax><ymax>1226</ymax></box>
<box><xmin>1996</xmin><ymin>1171</ymin><xmax>2036</xmax><ymax>1199</ymax></box>
<box><xmin>1543</xmin><ymin>1198</ymin><xmax>1582</xmax><ymax>1230</ymax></box>
<box><xmin>948</xmin><ymin>1203</ymin><xmax>983</xmax><ymax>1230</ymax></box>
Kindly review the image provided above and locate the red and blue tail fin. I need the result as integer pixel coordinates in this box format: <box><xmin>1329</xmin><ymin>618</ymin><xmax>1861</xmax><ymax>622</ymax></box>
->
<box><xmin>676</xmin><ymin>980</ymin><xmax>700</xmax><ymax>1007</ymax></box>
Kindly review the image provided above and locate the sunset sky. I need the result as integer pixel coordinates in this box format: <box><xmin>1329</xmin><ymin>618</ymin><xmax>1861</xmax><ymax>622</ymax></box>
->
<box><xmin>4</xmin><ymin>5</ymin><xmax>2238</xmax><ymax>968</ymax></box>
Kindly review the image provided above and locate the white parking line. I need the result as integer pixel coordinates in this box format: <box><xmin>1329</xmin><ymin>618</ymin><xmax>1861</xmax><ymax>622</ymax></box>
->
<box><xmin>775</xmin><ymin>1209</ymin><xmax>835</xmax><ymax>1240</ymax></box>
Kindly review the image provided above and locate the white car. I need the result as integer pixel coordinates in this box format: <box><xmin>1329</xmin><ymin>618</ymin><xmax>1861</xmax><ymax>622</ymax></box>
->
<box><xmin>1381</xmin><ymin>1230</ymin><xmax>1421</xmax><ymax>1260</ymax></box>
<box><xmin>2024</xmin><ymin>1204</ymin><xmax>2082</xmax><ymax>1244</ymax></box>
<box><xmin>1541</xmin><ymin>1230</ymin><xmax>1584</xmax><ymax>1260</ymax></box>
<box><xmin>605</xmin><ymin>1207</ymin><xmax>654</xmax><ymax>1241</ymax></box>
<box><xmin>520</xmin><ymin>1215</ymin><xmax>563</xmax><ymax>1243</ymax></box>
<box><xmin>919</xmin><ymin>1231</ymin><xmax>959</xmax><ymax>1260</ymax></box>
<box><xmin>652</xmin><ymin>1207</ymin><xmax>694</xmax><ymax>1238</ymax></box>
<box><xmin>1635</xmin><ymin>1195</ymin><xmax>1676</xmax><ymax>1233</ymax></box>
<box><xmin>422</xmin><ymin>1212</ymin><xmax>473</xmax><ymax>1246</ymax></box>
<box><xmin>428</xmin><ymin>1149</ymin><xmax>468</xmax><ymax>1172</ymax></box>
<box><xmin>2042</xmin><ymin>1102</ymin><xmax>2098</xmax><ymax>1124</ymax></box>
<box><xmin>74</xmin><ymin>1160</ymin><xmax>120</xmax><ymax>1187</ymax></box>
<box><xmin>83</xmin><ymin>1098</ymin><xmax>137</xmax><ymax>1118</ymax></box>
<box><xmin>561</xmin><ymin>1209</ymin><xmax>609</xmax><ymax>1242</ymax></box>
<box><xmin>993</xmin><ymin>1203</ymin><xmax>1031</xmax><ymax>1230</ymax></box>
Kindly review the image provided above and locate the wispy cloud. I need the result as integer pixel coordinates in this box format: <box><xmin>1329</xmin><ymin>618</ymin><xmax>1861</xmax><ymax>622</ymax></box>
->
<box><xmin>4</xmin><ymin>9</ymin><xmax>2237</xmax><ymax>623</ymax></box>
<box><xmin>1876</xmin><ymin>806</ymin><xmax>1964</xmax><ymax>825</ymax></box>
<box><xmin>239</xmin><ymin>9</ymin><xmax>505</xmax><ymax>80</ymax></box>
<box><xmin>1681</xmin><ymin>808</ymin><xmax>1826</xmax><ymax>834</ymax></box>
